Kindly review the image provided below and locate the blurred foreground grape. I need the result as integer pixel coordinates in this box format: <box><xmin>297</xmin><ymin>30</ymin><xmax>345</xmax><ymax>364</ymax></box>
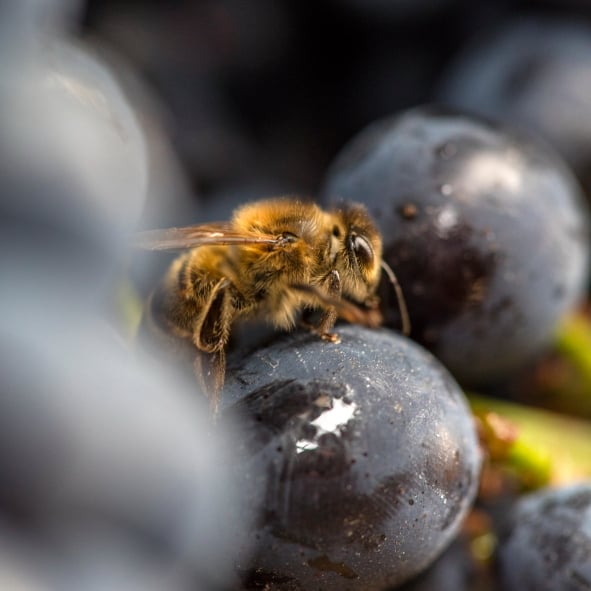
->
<box><xmin>323</xmin><ymin>107</ymin><xmax>590</xmax><ymax>387</ymax></box>
<box><xmin>223</xmin><ymin>325</ymin><xmax>482</xmax><ymax>590</ymax></box>
<box><xmin>0</xmin><ymin>4</ymin><xmax>253</xmax><ymax>588</ymax></box>
<box><xmin>0</xmin><ymin>28</ymin><xmax>148</xmax><ymax>240</ymax></box>
<box><xmin>0</xmin><ymin>2</ymin><xmax>149</xmax><ymax>313</ymax></box>
<box><xmin>0</xmin><ymin>317</ymin><xmax>250</xmax><ymax>591</ymax></box>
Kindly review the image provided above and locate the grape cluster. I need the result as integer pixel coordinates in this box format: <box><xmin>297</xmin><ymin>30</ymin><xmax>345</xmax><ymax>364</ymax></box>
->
<box><xmin>2</xmin><ymin>1</ymin><xmax>591</xmax><ymax>590</ymax></box>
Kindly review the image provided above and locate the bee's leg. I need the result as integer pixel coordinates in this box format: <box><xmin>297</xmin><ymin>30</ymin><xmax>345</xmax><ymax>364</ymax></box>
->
<box><xmin>193</xmin><ymin>279</ymin><xmax>234</xmax><ymax>417</ymax></box>
<box><xmin>193</xmin><ymin>349</ymin><xmax>226</xmax><ymax>418</ymax></box>
<box><xmin>293</xmin><ymin>273</ymin><xmax>381</xmax><ymax>339</ymax></box>
<box><xmin>315</xmin><ymin>270</ymin><xmax>341</xmax><ymax>343</ymax></box>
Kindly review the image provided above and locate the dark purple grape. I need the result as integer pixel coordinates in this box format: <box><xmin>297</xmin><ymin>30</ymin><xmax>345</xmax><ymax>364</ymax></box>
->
<box><xmin>497</xmin><ymin>483</ymin><xmax>591</xmax><ymax>591</ymax></box>
<box><xmin>222</xmin><ymin>325</ymin><xmax>481</xmax><ymax>590</ymax></box>
<box><xmin>322</xmin><ymin>107</ymin><xmax>590</xmax><ymax>387</ymax></box>
<box><xmin>437</xmin><ymin>17</ymin><xmax>591</xmax><ymax>193</ymax></box>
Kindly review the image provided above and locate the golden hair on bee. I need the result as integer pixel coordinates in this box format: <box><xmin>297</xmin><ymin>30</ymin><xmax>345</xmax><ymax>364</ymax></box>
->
<box><xmin>134</xmin><ymin>197</ymin><xmax>410</xmax><ymax>415</ymax></box>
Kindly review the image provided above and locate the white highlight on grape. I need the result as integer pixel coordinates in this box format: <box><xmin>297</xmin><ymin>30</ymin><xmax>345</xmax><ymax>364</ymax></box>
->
<box><xmin>296</xmin><ymin>397</ymin><xmax>358</xmax><ymax>454</ymax></box>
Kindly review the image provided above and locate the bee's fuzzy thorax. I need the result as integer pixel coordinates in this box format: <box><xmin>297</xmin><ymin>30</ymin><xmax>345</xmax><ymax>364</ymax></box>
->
<box><xmin>141</xmin><ymin>196</ymin><xmax>396</xmax><ymax>414</ymax></box>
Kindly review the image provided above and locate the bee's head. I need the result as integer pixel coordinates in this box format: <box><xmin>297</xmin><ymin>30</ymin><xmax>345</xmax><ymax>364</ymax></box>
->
<box><xmin>332</xmin><ymin>203</ymin><xmax>383</xmax><ymax>302</ymax></box>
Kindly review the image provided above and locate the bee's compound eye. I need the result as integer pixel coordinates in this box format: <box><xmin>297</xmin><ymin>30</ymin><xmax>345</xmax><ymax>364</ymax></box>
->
<box><xmin>351</xmin><ymin>234</ymin><xmax>374</xmax><ymax>266</ymax></box>
<box><xmin>280</xmin><ymin>231</ymin><xmax>298</xmax><ymax>244</ymax></box>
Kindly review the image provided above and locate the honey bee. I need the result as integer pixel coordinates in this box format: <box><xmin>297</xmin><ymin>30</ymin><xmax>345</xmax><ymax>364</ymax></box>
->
<box><xmin>134</xmin><ymin>197</ymin><xmax>410</xmax><ymax>414</ymax></box>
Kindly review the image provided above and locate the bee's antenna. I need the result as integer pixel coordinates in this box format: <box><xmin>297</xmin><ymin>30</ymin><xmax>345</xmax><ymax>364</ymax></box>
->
<box><xmin>380</xmin><ymin>260</ymin><xmax>411</xmax><ymax>336</ymax></box>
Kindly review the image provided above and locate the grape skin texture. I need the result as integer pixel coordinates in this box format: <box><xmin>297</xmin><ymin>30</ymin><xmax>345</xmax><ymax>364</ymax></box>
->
<box><xmin>223</xmin><ymin>325</ymin><xmax>482</xmax><ymax>590</ymax></box>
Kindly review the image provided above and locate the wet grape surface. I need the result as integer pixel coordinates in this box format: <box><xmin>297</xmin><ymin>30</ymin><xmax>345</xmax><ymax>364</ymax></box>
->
<box><xmin>223</xmin><ymin>325</ymin><xmax>481</xmax><ymax>590</ymax></box>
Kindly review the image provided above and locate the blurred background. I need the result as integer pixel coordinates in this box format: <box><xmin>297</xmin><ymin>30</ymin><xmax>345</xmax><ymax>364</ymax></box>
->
<box><xmin>78</xmin><ymin>0</ymin><xmax>591</xmax><ymax>218</ymax></box>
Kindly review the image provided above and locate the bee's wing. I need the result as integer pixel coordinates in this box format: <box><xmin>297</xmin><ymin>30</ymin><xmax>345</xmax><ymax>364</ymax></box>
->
<box><xmin>132</xmin><ymin>222</ymin><xmax>281</xmax><ymax>252</ymax></box>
